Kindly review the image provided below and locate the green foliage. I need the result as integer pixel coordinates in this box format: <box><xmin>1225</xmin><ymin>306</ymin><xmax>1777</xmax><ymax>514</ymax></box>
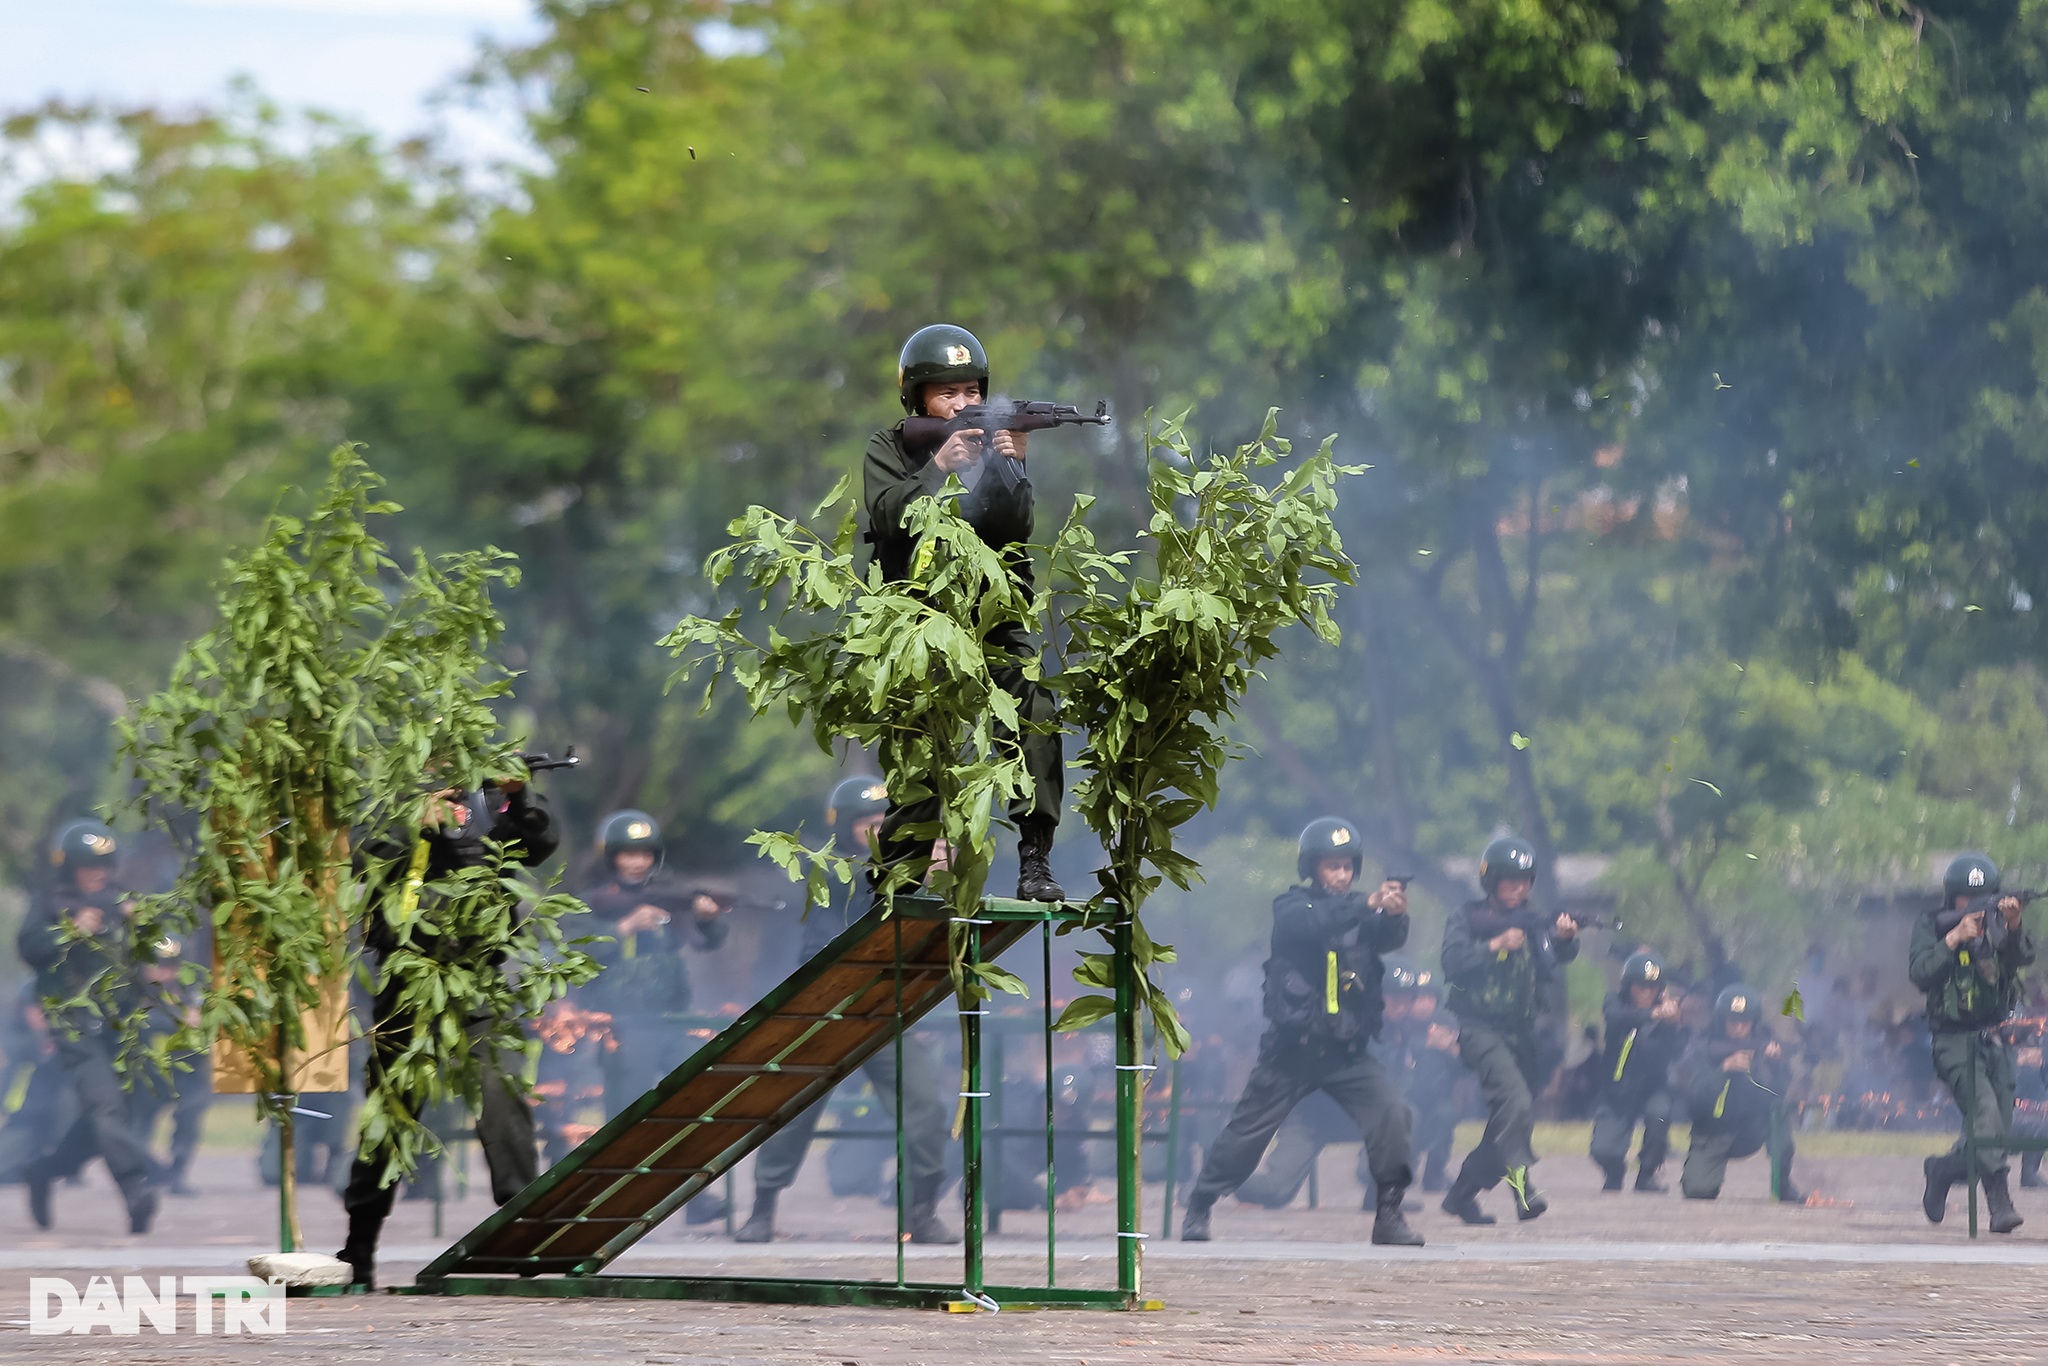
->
<box><xmin>1046</xmin><ymin>412</ymin><xmax>1357</xmax><ymax>1052</ymax></box>
<box><xmin>114</xmin><ymin>447</ymin><xmax>593</xmax><ymax>1211</ymax></box>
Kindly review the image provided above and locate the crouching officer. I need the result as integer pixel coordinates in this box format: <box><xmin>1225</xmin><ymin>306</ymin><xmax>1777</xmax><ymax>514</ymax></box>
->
<box><xmin>1439</xmin><ymin>836</ymin><xmax>1578</xmax><ymax>1223</ymax></box>
<box><xmin>1180</xmin><ymin>818</ymin><xmax>1423</xmax><ymax>1246</ymax></box>
<box><xmin>864</xmin><ymin>325</ymin><xmax>1064</xmax><ymax>902</ymax></box>
<box><xmin>735</xmin><ymin>778</ymin><xmax>956</xmax><ymax>1244</ymax></box>
<box><xmin>1913</xmin><ymin>852</ymin><xmax>2034</xmax><ymax>1233</ymax></box>
<box><xmin>16</xmin><ymin>820</ymin><xmax>159</xmax><ymax>1234</ymax></box>
<box><xmin>1680</xmin><ymin>985</ymin><xmax>1802</xmax><ymax>1201</ymax></box>
<box><xmin>336</xmin><ymin>776</ymin><xmax>558</xmax><ymax>1290</ymax></box>
<box><xmin>1589</xmin><ymin>951</ymin><xmax>1685</xmax><ymax>1193</ymax></box>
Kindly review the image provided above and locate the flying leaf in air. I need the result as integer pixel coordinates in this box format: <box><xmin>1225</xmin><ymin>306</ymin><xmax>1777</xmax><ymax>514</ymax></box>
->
<box><xmin>1510</xmin><ymin>731</ymin><xmax>1531</xmax><ymax>750</ymax></box>
<box><xmin>1689</xmin><ymin>777</ymin><xmax>1722</xmax><ymax>796</ymax></box>
<box><xmin>1781</xmin><ymin>985</ymin><xmax>1805</xmax><ymax>1022</ymax></box>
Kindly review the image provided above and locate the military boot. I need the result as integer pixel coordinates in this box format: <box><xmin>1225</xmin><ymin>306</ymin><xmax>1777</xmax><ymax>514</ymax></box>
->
<box><xmin>1015</xmin><ymin>818</ymin><xmax>1065</xmax><ymax>902</ymax></box>
<box><xmin>1180</xmin><ymin>1198</ymin><xmax>1213</xmax><ymax>1241</ymax></box>
<box><xmin>1635</xmin><ymin>1166</ymin><xmax>1668</xmax><ymax>1194</ymax></box>
<box><xmin>2021</xmin><ymin>1152</ymin><xmax>2044</xmax><ymax>1189</ymax></box>
<box><xmin>1923</xmin><ymin>1152</ymin><xmax>1963</xmax><ymax>1224</ymax></box>
<box><xmin>733</xmin><ymin>1189</ymin><xmax>777</xmax><ymax>1243</ymax></box>
<box><xmin>1370</xmin><ymin>1184</ymin><xmax>1425</xmax><ymax>1247</ymax></box>
<box><xmin>26</xmin><ymin>1168</ymin><xmax>52</xmax><ymax>1231</ymax></box>
<box><xmin>1440</xmin><ymin>1168</ymin><xmax>1495</xmax><ymax>1226</ymax></box>
<box><xmin>1596</xmin><ymin>1156</ymin><xmax>1625</xmax><ymax>1192</ymax></box>
<box><xmin>336</xmin><ymin>1217</ymin><xmax>379</xmax><ymax>1291</ymax></box>
<box><xmin>1984</xmin><ymin>1169</ymin><xmax>2025</xmax><ymax>1235</ymax></box>
<box><xmin>907</xmin><ymin>1175</ymin><xmax>958</xmax><ymax>1244</ymax></box>
<box><xmin>1506</xmin><ymin>1165</ymin><xmax>1547</xmax><ymax>1221</ymax></box>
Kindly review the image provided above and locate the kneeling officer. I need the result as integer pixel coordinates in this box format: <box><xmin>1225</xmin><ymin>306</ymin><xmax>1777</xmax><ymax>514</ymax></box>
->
<box><xmin>1679</xmin><ymin>985</ymin><xmax>1802</xmax><ymax>1202</ymax></box>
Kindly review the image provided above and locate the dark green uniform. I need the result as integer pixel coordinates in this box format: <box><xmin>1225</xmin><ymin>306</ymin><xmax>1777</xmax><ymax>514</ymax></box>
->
<box><xmin>862</xmin><ymin>421</ymin><xmax>1062</xmax><ymax>863</ymax></box>
<box><xmin>1679</xmin><ymin>1025</ymin><xmax>1796</xmax><ymax>1199</ymax></box>
<box><xmin>581</xmin><ymin>870</ymin><xmax>729</xmax><ymax>1116</ymax></box>
<box><xmin>17</xmin><ymin>880</ymin><xmax>159</xmax><ymax>1231</ymax></box>
<box><xmin>1440</xmin><ymin>897</ymin><xmax>1578</xmax><ymax>1216</ymax></box>
<box><xmin>1909</xmin><ymin>906</ymin><xmax>2035</xmax><ymax>1179</ymax></box>
<box><xmin>1588</xmin><ymin>992</ymin><xmax>1685</xmax><ymax>1190</ymax></box>
<box><xmin>1183</xmin><ymin>884</ymin><xmax>1415</xmax><ymax>1227</ymax></box>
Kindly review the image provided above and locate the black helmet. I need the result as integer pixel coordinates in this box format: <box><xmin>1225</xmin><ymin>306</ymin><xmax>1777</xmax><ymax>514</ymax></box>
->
<box><xmin>599</xmin><ymin>810</ymin><xmax>663</xmax><ymax>859</ymax></box>
<box><xmin>1297</xmin><ymin>817</ymin><xmax>1363</xmax><ymax>881</ymax></box>
<box><xmin>826</xmin><ymin>776</ymin><xmax>890</xmax><ymax>846</ymax></box>
<box><xmin>1620</xmin><ymin>951</ymin><xmax>1666</xmax><ymax>991</ymax></box>
<box><xmin>1479</xmin><ymin>835</ymin><xmax>1538</xmax><ymax>893</ymax></box>
<box><xmin>897</xmin><ymin>324</ymin><xmax>988</xmax><ymax>414</ymax></box>
<box><xmin>1713</xmin><ymin>984</ymin><xmax>1762</xmax><ymax>1027</ymax></box>
<box><xmin>1942</xmin><ymin>852</ymin><xmax>2000</xmax><ymax>904</ymax></box>
<box><xmin>49</xmin><ymin>819</ymin><xmax>118</xmax><ymax>873</ymax></box>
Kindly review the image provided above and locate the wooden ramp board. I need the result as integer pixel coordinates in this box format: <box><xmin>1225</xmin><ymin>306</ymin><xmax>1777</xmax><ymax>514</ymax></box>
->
<box><xmin>417</xmin><ymin>895</ymin><xmax>1030</xmax><ymax>1283</ymax></box>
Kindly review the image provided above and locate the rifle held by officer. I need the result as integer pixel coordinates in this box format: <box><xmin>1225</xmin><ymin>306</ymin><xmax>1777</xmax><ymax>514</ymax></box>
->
<box><xmin>900</xmin><ymin>400</ymin><xmax>1111</xmax><ymax>464</ymax></box>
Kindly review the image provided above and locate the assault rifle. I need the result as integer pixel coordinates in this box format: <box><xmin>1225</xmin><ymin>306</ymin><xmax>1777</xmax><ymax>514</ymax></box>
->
<box><xmin>1935</xmin><ymin>888</ymin><xmax>2041</xmax><ymax>951</ymax></box>
<box><xmin>900</xmin><ymin>399</ymin><xmax>1112</xmax><ymax>461</ymax></box>
<box><xmin>518</xmin><ymin>747</ymin><xmax>582</xmax><ymax>774</ymax></box>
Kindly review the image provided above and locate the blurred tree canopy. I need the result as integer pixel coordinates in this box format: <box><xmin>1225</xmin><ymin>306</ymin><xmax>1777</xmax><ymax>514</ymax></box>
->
<box><xmin>9</xmin><ymin>0</ymin><xmax>2048</xmax><ymax>999</ymax></box>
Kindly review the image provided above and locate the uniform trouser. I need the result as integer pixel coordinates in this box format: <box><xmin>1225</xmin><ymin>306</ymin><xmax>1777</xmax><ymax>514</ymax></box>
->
<box><xmin>341</xmin><ymin>1014</ymin><xmax>536</xmax><ymax>1260</ymax></box>
<box><xmin>877</xmin><ymin>624</ymin><xmax>1062</xmax><ymax>869</ymax></box>
<box><xmin>29</xmin><ymin>1032</ymin><xmax>155</xmax><ymax>1207</ymax></box>
<box><xmin>1186</xmin><ymin>1039</ymin><xmax>1413</xmax><ymax>1208</ymax></box>
<box><xmin>129</xmin><ymin>1049</ymin><xmax>212</xmax><ymax>1183</ymax></box>
<box><xmin>1412</xmin><ymin>1100</ymin><xmax>1458</xmax><ymax>1185</ymax></box>
<box><xmin>752</xmin><ymin>1037</ymin><xmax>948</xmax><ymax>1202</ymax></box>
<box><xmin>601</xmin><ymin>1014</ymin><xmax>697</xmax><ymax>1120</ymax></box>
<box><xmin>1932</xmin><ymin>1030</ymin><xmax>2018</xmax><ymax>1178</ymax></box>
<box><xmin>1590</xmin><ymin>1089</ymin><xmax>1673</xmax><ymax>1175</ymax></box>
<box><xmin>0</xmin><ymin>1063</ymin><xmax>76</xmax><ymax>1184</ymax></box>
<box><xmin>1235</xmin><ymin>1094</ymin><xmax>1371</xmax><ymax>1207</ymax></box>
<box><xmin>1453</xmin><ymin>1021</ymin><xmax>1542</xmax><ymax>1189</ymax></box>
<box><xmin>1680</xmin><ymin>1096</ymin><xmax>1794</xmax><ymax>1198</ymax></box>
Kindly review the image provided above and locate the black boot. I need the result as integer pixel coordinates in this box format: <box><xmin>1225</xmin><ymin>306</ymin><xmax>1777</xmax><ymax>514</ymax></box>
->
<box><xmin>26</xmin><ymin>1169</ymin><xmax>52</xmax><ymax>1231</ymax></box>
<box><xmin>683</xmin><ymin>1192</ymin><xmax>730</xmax><ymax>1225</ymax></box>
<box><xmin>2021</xmin><ymin>1152</ymin><xmax>2044</xmax><ymax>1189</ymax></box>
<box><xmin>1180</xmin><ymin>1198</ymin><xmax>1212</xmax><ymax>1241</ymax></box>
<box><xmin>1635</xmin><ymin>1167</ymin><xmax>1667</xmax><ymax>1194</ymax></box>
<box><xmin>733</xmin><ymin>1189</ymin><xmax>777</xmax><ymax>1243</ymax></box>
<box><xmin>1597</xmin><ymin>1157</ymin><xmax>1625</xmax><ymax>1192</ymax></box>
<box><xmin>1923</xmin><ymin>1153</ymin><xmax>1961</xmax><ymax>1224</ymax></box>
<box><xmin>336</xmin><ymin>1207</ymin><xmax>381</xmax><ymax>1290</ymax></box>
<box><xmin>1015</xmin><ymin>818</ymin><xmax>1065</xmax><ymax>902</ymax></box>
<box><xmin>907</xmin><ymin>1176</ymin><xmax>959</xmax><ymax>1244</ymax></box>
<box><xmin>1421</xmin><ymin>1151</ymin><xmax>1448</xmax><ymax>1193</ymax></box>
<box><xmin>1984</xmin><ymin>1169</ymin><xmax>2025</xmax><ymax>1235</ymax></box>
<box><xmin>1370</xmin><ymin>1184</ymin><xmax>1425</xmax><ymax>1247</ymax></box>
<box><xmin>1775</xmin><ymin>1160</ymin><xmax>1805</xmax><ymax>1205</ymax></box>
<box><xmin>1506</xmin><ymin>1165</ymin><xmax>1547</xmax><ymax>1221</ymax></box>
<box><xmin>1441</xmin><ymin>1168</ymin><xmax>1495</xmax><ymax>1226</ymax></box>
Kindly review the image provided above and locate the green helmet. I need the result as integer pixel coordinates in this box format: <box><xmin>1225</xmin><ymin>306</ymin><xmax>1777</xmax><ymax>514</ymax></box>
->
<box><xmin>1620</xmin><ymin>951</ymin><xmax>1666</xmax><ymax>991</ymax></box>
<box><xmin>897</xmin><ymin>324</ymin><xmax>988</xmax><ymax>414</ymax></box>
<box><xmin>1479</xmin><ymin>835</ymin><xmax>1538</xmax><ymax>893</ymax></box>
<box><xmin>1297</xmin><ymin>817</ymin><xmax>1363</xmax><ymax>882</ymax></box>
<box><xmin>599</xmin><ymin>809</ymin><xmax>662</xmax><ymax>859</ymax></box>
<box><xmin>49</xmin><ymin>819</ymin><xmax>118</xmax><ymax>873</ymax></box>
<box><xmin>826</xmin><ymin>776</ymin><xmax>890</xmax><ymax>846</ymax></box>
<box><xmin>1713</xmin><ymin>984</ymin><xmax>1761</xmax><ymax>1027</ymax></box>
<box><xmin>1943</xmin><ymin>852</ymin><xmax>2000</xmax><ymax>904</ymax></box>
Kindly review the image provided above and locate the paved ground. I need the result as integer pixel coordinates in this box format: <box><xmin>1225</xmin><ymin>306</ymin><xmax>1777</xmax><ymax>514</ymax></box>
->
<box><xmin>6</xmin><ymin>1127</ymin><xmax>2048</xmax><ymax>1363</ymax></box>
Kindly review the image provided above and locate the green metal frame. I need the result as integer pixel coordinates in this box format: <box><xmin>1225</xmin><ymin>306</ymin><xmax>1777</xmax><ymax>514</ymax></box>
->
<box><xmin>407</xmin><ymin>893</ymin><xmax>1161</xmax><ymax>1310</ymax></box>
<box><xmin>1959</xmin><ymin>1028</ymin><xmax>2048</xmax><ymax>1237</ymax></box>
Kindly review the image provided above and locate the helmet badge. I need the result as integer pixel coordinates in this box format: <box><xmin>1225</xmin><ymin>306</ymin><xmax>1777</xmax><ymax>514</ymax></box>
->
<box><xmin>942</xmin><ymin>345</ymin><xmax>972</xmax><ymax>365</ymax></box>
<box><xmin>1643</xmin><ymin>962</ymin><xmax>1660</xmax><ymax>981</ymax></box>
<box><xmin>1329</xmin><ymin>828</ymin><xmax>1351</xmax><ymax>846</ymax></box>
<box><xmin>626</xmin><ymin>821</ymin><xmax>653</xmax><ymax>842</ymax></box>
<box><xmin>1729</xmin><ymin>995</ymin><xmax>1747</xmax><ymax>1013</ymax></box>
<box><xmin>1969</xmin><ymin>866</ymin><xmax>1986</xmax><ymax>887</ymax></box>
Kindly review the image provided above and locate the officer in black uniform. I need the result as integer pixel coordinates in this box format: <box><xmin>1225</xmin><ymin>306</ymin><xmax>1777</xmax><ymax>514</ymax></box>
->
<box><xmin>1679</xmin><ymin>984</ymin><xmax>1803</xmax><ymax>1201</ymax></box>
<box><xmin>336</xmin><ymin>776</ymin><xmax>558</xmax><ymax>1289</ymax></box>
<box><xmin>1439</xmin><ymin>835</ymin><xmax>1579</xmax><ymax>1224</ymax></box>
<box><xmin>863</xmin><ymin>325</ymin><xmax>1063</xmax><ymax>902</ymax></box>
<box><xmin>16</xmin><ymin>820</ymin><xmax>159</xmax><ymax>1233</ymax></box>
<box><xmin>1589</xmin><ymin>950</ymin><xmax>1685</xmax><ymax>1193</ymax></box>
<box><xmin>581</xmin><ymin>810</ymin><xmax>729</xmax><ymax>1115</ymax></box>
<box><xmin>128</xmin><ymin>921</ymin><xmax>212</xmax><ymax>1197</ymax></box>
<box><xmin>1912</xmin><ymin>852</ymin><xmax>2034</xmax><ymax>1233</ymax></box>
<box><xmin>1403</xmin><ymin>969</ymin><xmax>1463</xmax><ymax>1192</ymax></box>
<box><xmin>1179</xmin><ymin>818</ymin><xmax>1423</xmax><ymax>1246</ymax></box>
<box><xmin>733</xmin><ymin>777</ymin><xmax>956</xmax><ymax>1244</ymax></box>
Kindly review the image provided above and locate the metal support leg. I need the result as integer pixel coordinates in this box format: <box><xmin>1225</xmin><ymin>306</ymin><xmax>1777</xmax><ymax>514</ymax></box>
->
<box><xmin>1114</xmin><ymin>917</ymin><xmax>1141</xmax><ymax>1300</ymax></box>
<box><xmin>1043</xmin><ymin>918</ymin><xmax>1057</xmax><ymax>1288</ymax></box>
<box><xmin>894</xmin><ymin>916</ymin><xmax>908</xmax><ymax>1285</ymax></box>
<box><xmin>1159</xmin><ymin>1056</ymin><xmax>1182</xmax><ymax>1240</ymax></box>
<box><xmin>1966</xmin><ymin>1036</ymin><xmax>1980</xmax><ymax>1239</ymax></box>
<box><xmin>963</xmin><ymin>922</ymin><xmax>987</xmax><ymax>1296</ymax></box>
